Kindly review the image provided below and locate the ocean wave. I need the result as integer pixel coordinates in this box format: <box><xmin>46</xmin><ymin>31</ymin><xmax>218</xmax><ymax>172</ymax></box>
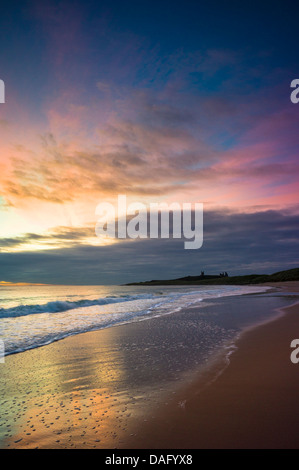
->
<box><xmin>0</xmin><ymin>285</ymin><xmax>273</xmax><ymax>356</ymax></box>
<box><xmin>0</xmin><ymin>293</ymin><xmax>154</xmax><ymax>319</ymax></box>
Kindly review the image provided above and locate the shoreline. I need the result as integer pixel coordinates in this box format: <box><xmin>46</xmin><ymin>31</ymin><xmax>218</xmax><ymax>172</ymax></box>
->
<box><xmin>1</xmin><ymin>284</ymin><xmax>271</xmax><ymax>359</ymax></box>
<box><xmin>0</xmin><ymin>282</ymin><xmax>298</xmax><ymax>448</ymax></box>
<box><xmin>123</xmin><ymin>281</ymin><xmax>299</xmax><ymax>449</ymax></box>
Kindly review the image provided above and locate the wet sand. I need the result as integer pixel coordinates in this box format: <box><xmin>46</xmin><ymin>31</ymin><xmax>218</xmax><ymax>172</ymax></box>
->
<box><xmin>124</xmin><ymin>282</ymin><xmax>299</xmax><ymax>449</ymax></box>
<box><xmin>0</xmin><ymin>282</ymin><xmax>298</xmax><ymax>449</ymax></box>
<box><xmin>0</xmin><ymin>294</ymin><xmax>240</xmax><ymax>449</ymax></box>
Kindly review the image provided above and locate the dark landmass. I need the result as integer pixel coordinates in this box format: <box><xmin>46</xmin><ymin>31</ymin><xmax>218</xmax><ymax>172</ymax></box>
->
<box><xmin>125</xmin><ymin>268</ymin><xmax>299</xmax><ymax>286</ymax></box>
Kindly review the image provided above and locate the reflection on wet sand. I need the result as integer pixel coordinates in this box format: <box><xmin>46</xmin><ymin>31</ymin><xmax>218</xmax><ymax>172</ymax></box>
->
<box><xmin>0</xmin><ymin>326</ymin><xmax>153</xmax><ymax>448</ymax></box>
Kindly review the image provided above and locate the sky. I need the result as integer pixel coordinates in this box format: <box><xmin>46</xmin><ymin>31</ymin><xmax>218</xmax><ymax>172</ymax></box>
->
<box><xmin>0</xmin><ymin>0</ymin><xmax>299</xmax><ymax>284</ymax></box>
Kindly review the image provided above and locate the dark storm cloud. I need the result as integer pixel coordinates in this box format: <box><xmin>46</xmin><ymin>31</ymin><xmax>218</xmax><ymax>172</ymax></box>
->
<box><xmin>0</xmin><ymin>208</ymin><xmax>298</xmax><ymax>284</ymax></box>
<box><xmin>0</xmin><ymin>226</ymin><xmax>95</xmax><ymax>249</ymax></box>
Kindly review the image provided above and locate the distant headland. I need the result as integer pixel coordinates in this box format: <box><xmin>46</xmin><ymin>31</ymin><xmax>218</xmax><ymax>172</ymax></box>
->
<box><xmin>125</xmin><ymin>268</ymin><xmax>299</xmax><ymax>286</ymax></box>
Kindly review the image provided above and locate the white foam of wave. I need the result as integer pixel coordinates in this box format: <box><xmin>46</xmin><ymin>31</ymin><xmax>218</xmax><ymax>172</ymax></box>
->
<box><xmin>1</xmin><ymin>285</ymin><xmax>270</xmax><ymax>356</ymax></box>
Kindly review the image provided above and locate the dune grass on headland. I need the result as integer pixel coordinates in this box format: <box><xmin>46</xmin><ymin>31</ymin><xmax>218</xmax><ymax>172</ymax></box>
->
<box><xmin>126</xmin><ymin>268</ymin><xmax>299</xmax><ymax>286</ymax></box>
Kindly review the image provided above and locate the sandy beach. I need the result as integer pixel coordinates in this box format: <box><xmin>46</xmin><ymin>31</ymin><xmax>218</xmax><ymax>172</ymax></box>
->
<box><xmin>0</xmin><ymin>282</ymin><xmax>299</xmax><ymax>449</ymax></box>
<box><xmin>124</xmin><ymin>281</ymin><xmax>299</xmax><ymax>449</ymax></box>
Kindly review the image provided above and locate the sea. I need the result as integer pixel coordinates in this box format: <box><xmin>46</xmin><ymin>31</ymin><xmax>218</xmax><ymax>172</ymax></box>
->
<box><xmin>0</xmin><ymin>283</ymin><xmax>294</xmax><ymax>359</ymax></box>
